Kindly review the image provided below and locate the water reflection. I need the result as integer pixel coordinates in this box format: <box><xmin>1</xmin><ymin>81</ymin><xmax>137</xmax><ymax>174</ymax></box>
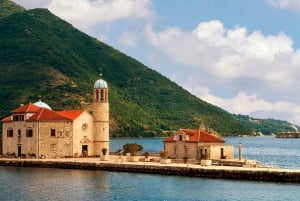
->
<box><xmin>0</xmin><ymin>166</ymin><xmax>300</xmax><ymax>201</ymax></box>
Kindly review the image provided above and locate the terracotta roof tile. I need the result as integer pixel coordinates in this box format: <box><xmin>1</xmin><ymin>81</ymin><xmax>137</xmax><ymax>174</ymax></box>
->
<box><xmin>1</xmin><ymin>116</ymin><xmax>12</xmax><ymax>122</ymax></box>
<box><xmin>57</xmin><ymin>110</ymin><xmax>85</xmax><ymax>120</ymax></box>
<box><xmin>164</xmin><ymin>129</ymin><xmax>225</xmax><ymax>143</ymax></box>
<box><xmin>12</xmin><ymin>103</ymin><xmax>41</xmax><ymax>113</ymax></box>
<box><xmin>2</xmin><ymin>103</ymin><xmax>85</xmax><ymax>122</ymax></box>
<box><xmin>28</xmin><ymin>108</ymin><xmax>71</xmax><ymax>121</ymax></box>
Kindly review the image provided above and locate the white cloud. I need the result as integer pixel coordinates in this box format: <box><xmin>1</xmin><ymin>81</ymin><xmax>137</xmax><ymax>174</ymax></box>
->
<box><xmin>145</xmin><ymin>20</ymin><xmax>300</xmax><ymax>124</ymax></box>
<box><xmin>190</xmin><ymin>88</ymin><xmax>300</xmax><ymax>125</ymax></box>
<box><xmin>145</xmin><ymin>20</ymin><xmax>300</xmax><ymax>93</ymax></box>
<box><xmin>146</xmin><ymin>20</ymin><xmax>294</xmax><ymax>80</ymax></box>
<box><xmin>267</xmin><ymin>0</ymin><xmax>300</xmax><ymax>13</ymax></box>
<box><xmin>48</xmin><ymin>0</ymin><xmax>154</xmax><ymax>30</ymax></box>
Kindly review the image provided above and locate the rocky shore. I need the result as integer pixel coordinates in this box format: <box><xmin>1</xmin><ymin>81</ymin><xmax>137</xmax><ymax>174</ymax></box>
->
<box><xmin>0</xmin><ymin>157</ymin><xmax>299</xmax><ymax>183</ymax></box>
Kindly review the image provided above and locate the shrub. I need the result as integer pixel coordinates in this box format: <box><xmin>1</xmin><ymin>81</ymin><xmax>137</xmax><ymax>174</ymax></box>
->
<box><xmin>123</xmin><ymin>143</ymin><xmax>143</xmax><ymax>156</ymax></box>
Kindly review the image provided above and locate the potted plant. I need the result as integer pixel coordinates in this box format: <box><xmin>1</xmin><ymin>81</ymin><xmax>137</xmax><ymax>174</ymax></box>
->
<box><xmin>100</xmin><ymin>147</ymin><xmax>108</xmax><ymax>161</ymax></box>
<box><xmin>144</xmin><ymin>151</ymin><xmax>150</xmax><ymax>162</ymax></box>
<box><xmin>160</xmin><ymin>150</ymin><xmax>171</xmax><ymax>164</ymax></box>
<box><xmin>123</xmin><ymin>143</ymin><xmax>143</xmax><ymax>162</ymax></box>
<box><xmin>201</xmin><ymin>153</ymin><xmax>212</xmax><ymax>166</ymax></box>
<box><xmin>116</xmin><ymin>149</ymin><xmax>123</xmax><ymax>162</ymax></box>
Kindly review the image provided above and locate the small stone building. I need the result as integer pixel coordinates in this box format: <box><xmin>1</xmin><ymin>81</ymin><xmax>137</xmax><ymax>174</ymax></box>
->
<box><xmin>1</xmin><ymin>76</ymin><xmax>109</xmax><ymax>159</ymax></box>
<box><xmin>164</xmin><ymin>129</ymin><xmax>234</xmax><ymax>160</ymax></box>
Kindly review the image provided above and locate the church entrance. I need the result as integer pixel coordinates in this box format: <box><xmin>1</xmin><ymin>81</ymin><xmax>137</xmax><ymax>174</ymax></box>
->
<box><xmin>82</xmin><ymin>145</ymin><xmax>88</xmax><ymax>157</ymax></box>
<box><xmin>17</xmin><ymin>145</ymin><xmax>22</xmax><ymax>157</ymax></box>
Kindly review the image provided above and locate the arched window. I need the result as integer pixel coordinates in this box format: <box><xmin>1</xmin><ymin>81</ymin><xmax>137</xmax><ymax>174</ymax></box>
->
<box><xmin>100</xmin><ymin>89</ymin><xmax>104</xmax><ymax>101</ymax></box>
<box><xmin>7</xmin><ymin>128</ymin><xmax>13</xmax><ymax>137</ymax></box>
<box><xmin>96</xmin><ymin>89</ymin><xmax>99</xmax><ymax>101</ymax></box>
<box><xmin>179</xmin><ymin>135</ymin><xmax>182</xmax><ymax>141</ymax></box>
<box><xmin>26</xmin><ymin>128</ymin><xmax>33</xmax><ymax>137</ymax></box>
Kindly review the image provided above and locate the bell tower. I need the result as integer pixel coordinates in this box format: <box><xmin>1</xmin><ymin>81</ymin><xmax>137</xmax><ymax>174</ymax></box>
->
<box><xmin>93</xmin><ymin>74</ymin><xmax>109</xmax><ymax>158</ymax></box>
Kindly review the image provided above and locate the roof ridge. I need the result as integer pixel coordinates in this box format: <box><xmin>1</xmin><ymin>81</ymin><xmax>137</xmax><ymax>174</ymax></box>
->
<box><xmin>36</xmin><ymin>108</ymin><xmax>44</xmax><ymax>120</ymax></box>
<box><xmin>56</xmin><ymin>109</ymin><xmax>85</xmax><ymax>120</ymax></box>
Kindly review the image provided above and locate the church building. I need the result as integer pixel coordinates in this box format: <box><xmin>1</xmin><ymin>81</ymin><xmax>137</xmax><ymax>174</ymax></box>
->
<box><xmin>1</xmin><ymin>76</ymin><xmax>109</xmax><ymax>159</ymax></box>
<box><xmin>164</xmin><ymin>128</ymin><xmax>234</xmax><ymax>160</ymax></box>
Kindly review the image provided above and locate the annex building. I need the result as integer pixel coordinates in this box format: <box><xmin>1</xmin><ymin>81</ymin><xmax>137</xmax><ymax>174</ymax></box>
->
<box><xmin>164</xmin><ymin>128</ymin><xmax>234</xmax><ymax>160</ymax></box>
<box><xmin>1</xmin><ymin>77</ymin><xmax>109</xmax><ymax>159</ymax></box>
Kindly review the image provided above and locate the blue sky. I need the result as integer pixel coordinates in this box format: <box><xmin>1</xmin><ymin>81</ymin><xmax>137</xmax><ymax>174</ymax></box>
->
<box><xmin>12</xmin><ymin>0</ymin><xmax>300</xmax><ymax>128</ymax></box>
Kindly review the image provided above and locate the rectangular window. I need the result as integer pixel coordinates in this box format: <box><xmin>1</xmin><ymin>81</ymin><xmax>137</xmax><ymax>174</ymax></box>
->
<box><xmin>65</xmin><ymin>131</ymin><xmax>69</xmax><ymax>138</ymax></box>
<box><xmin>12</xmin><ymin>115</ymin><xmax>24</xmax><ymax>121</ymax></box>
<box><xmin>58</xmin><ymin>130</ymin><xmax>64</xmax><ymax>138</ymax></box>
<box><xmin>13</xmin><ymin>115</ymin><xmax>18</xmax><ymax>121</ymax></box>
<box><xmin>26</xmin><ymin>129</ymin><xmax>33</xmax><ymax>137</ymax></box>
<box><xmin>50</xmin><ymin>129</ymin><xmax>56</xmax><ymax>137</ymax></box>
<box><xmin>7</xmin><ymin>129</ymin><xmax>13</xmax><ymax>137</ymax></box>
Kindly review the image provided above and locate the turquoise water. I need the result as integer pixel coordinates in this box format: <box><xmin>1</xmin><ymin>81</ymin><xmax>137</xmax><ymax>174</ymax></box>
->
<box><xmin>0</xmin><ymin>137</ymin><xmax>299</xmax><ymax>201</ymax></box>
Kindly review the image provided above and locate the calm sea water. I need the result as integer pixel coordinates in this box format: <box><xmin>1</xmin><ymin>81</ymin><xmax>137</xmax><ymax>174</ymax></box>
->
<box><xmin>0</xmin><ymin>136</ymin><xmax>299</xmax><ymax>201</ymax></box>
<box><xmin>111</xmin><ymin>136</ymin><xmax>300</xmax><ymax>169</ymax></box>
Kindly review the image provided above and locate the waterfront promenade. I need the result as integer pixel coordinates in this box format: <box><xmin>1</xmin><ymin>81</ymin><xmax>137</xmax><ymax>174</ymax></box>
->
<box><xmin>0</xmin><ymin>155</ymin><xmax>300</xmax><ymax>183</ymax></box>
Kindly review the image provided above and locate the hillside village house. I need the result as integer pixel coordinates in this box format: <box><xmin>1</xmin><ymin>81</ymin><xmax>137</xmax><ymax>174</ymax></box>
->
<box><xmin>1</xmin><ymin>76</ymin><xmax>109</xmax><ymax>159</ymax></box>
<box><xmin>164</xmin><ymin>127</ymin><xmax>234</xmax><ymax>160</ymax></box>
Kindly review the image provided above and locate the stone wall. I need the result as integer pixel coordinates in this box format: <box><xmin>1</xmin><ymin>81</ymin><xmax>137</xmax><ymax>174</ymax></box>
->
<box><xmin>38</xmin><ymin>121</ymin><xmax>73</xmax><ymax>158</ymax></box>
<box><xmin>165</xmin><ymin>142</ymin><xmax>234</xmax><ymax>160</ymax></box>
<box><xmin>0</xmin><ymin>159</ymin><xmax>299</xmax><ymax>183</ymax></box>
<box><xmin>72</xmin><ymin>111</ymin><xmax>94</xmax><ymax>157</ymax></box>
<box><xmin>2</xmin><ymin>121</ymin><xmax>38</xmax><ymax>156</ymax></box>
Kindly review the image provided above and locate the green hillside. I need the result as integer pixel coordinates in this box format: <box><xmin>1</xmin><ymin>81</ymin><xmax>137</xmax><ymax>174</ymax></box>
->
<box><xmin>0</xmin><ymin>0</ymin><xmax>24</xmax><ymax>19</ymax></box>
<box><xmin>235</xmin><ymin>114</ymin><xmax>300</xmax><ymax>135</ymax></box>
<box><xmin>0</xmin><ymin>1</ymin><xmax>252</xmax><ymax>136</ymax></box>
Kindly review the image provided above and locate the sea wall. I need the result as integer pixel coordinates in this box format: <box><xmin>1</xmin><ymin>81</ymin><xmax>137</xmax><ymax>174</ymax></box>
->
<box><xmin>276</xmin><ymin>132</ymin><xmax>300</xmax><ymax>138</ymax></box>
<box><xmin>0</xmin><ymin>159</ymin><xmax>299</xmax><ymax>183</ymax></box>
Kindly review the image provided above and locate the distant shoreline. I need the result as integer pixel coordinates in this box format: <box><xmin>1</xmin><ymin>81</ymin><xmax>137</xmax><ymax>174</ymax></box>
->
<box><xmin>0</xmin><ymin>158</ymin><xmax>299</xmax><ymax>183</ymax></box>
<box><xmin>276</xmin><ymin>132</ymin><xmax>300</xmax><ymax>138</ymax></box>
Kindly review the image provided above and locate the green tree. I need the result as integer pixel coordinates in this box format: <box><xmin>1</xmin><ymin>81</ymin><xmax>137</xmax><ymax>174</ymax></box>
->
<box><xmin>123</xmin><ymin>143</ymin><xmax>143</xmax><ymax>156</ymax></box>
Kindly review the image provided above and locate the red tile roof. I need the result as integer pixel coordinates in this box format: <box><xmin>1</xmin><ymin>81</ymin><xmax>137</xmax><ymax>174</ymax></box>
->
<box><xmin>12</xmin><ymin>103</ymin><xmax>41</xmax><ymax>113</ymax></box>
<box><xmin>57</xmin><ymin>110</ymin><xmax>85</xmax><ymax>120</ymax></box>
<box><xmin>2</xmin><ymin>102</ymin><xmax>85</xmax><ymax>122</ymax></box>
<box><xmin>1</xmin><ymin>116</ymin><xmax>12</xmax><ymax>122</ymax></box>
<box><xmin>28</xmin><ymin>108</ymin><xmax>72</xmax><ymax>121</ymax></box>
<box><xmin>164</xmin><ymin>129</ymin><xmax>225</xmax><ymax>143</ymax></box>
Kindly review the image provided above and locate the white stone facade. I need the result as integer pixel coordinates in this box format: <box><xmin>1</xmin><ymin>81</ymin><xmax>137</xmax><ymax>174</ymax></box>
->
<box><xmin>164</xmin><ymin>129</ymin><xmax>234</xmax><ymax>160</ymax></box>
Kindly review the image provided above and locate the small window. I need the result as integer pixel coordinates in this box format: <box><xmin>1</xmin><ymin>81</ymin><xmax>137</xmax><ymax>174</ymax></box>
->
<box><xmin>50</xmin><ymin>129</ymin><xmax>56</xmax><ymax>137</ymax></box>
<box><xmin>26</xmin><ymin>128</ymin><xmax>33</xmax><ymax>137</ymax></box>
<box><xmin>58</xmin><ymin>130</ymin><xmax>64</xmax><ymax>138</ymax></box>
<box><xmin>82</xmin><ymin>123</ymin><xmax>88</xmax><ymax>130</ymax></box>
<box><xmin>7</xmin><ymin>129</ymin><xmax>13</xmax><ymax>137</ymax></box>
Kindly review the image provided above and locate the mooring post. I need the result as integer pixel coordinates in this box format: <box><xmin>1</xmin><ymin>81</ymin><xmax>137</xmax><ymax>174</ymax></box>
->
<box><xmin>238</xmin><ymin>142</ymin><xmax>242</xmax><ymax>161</ymax></box>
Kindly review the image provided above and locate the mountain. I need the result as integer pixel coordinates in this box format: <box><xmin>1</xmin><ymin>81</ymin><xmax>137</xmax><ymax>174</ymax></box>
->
<box><xmin>0</xmin><ymin>1</ymin><xmax>253</xmax><ymax>137</ymax></box>
<box><xmin>0</xmin><ymin>0</ymin><xmax>24</xmax><ymax>19</ymax></box>
<box><xmin>235</xmin><ymin>114</ymin><xmax>300</xmax><ymax>135</ymax></box>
